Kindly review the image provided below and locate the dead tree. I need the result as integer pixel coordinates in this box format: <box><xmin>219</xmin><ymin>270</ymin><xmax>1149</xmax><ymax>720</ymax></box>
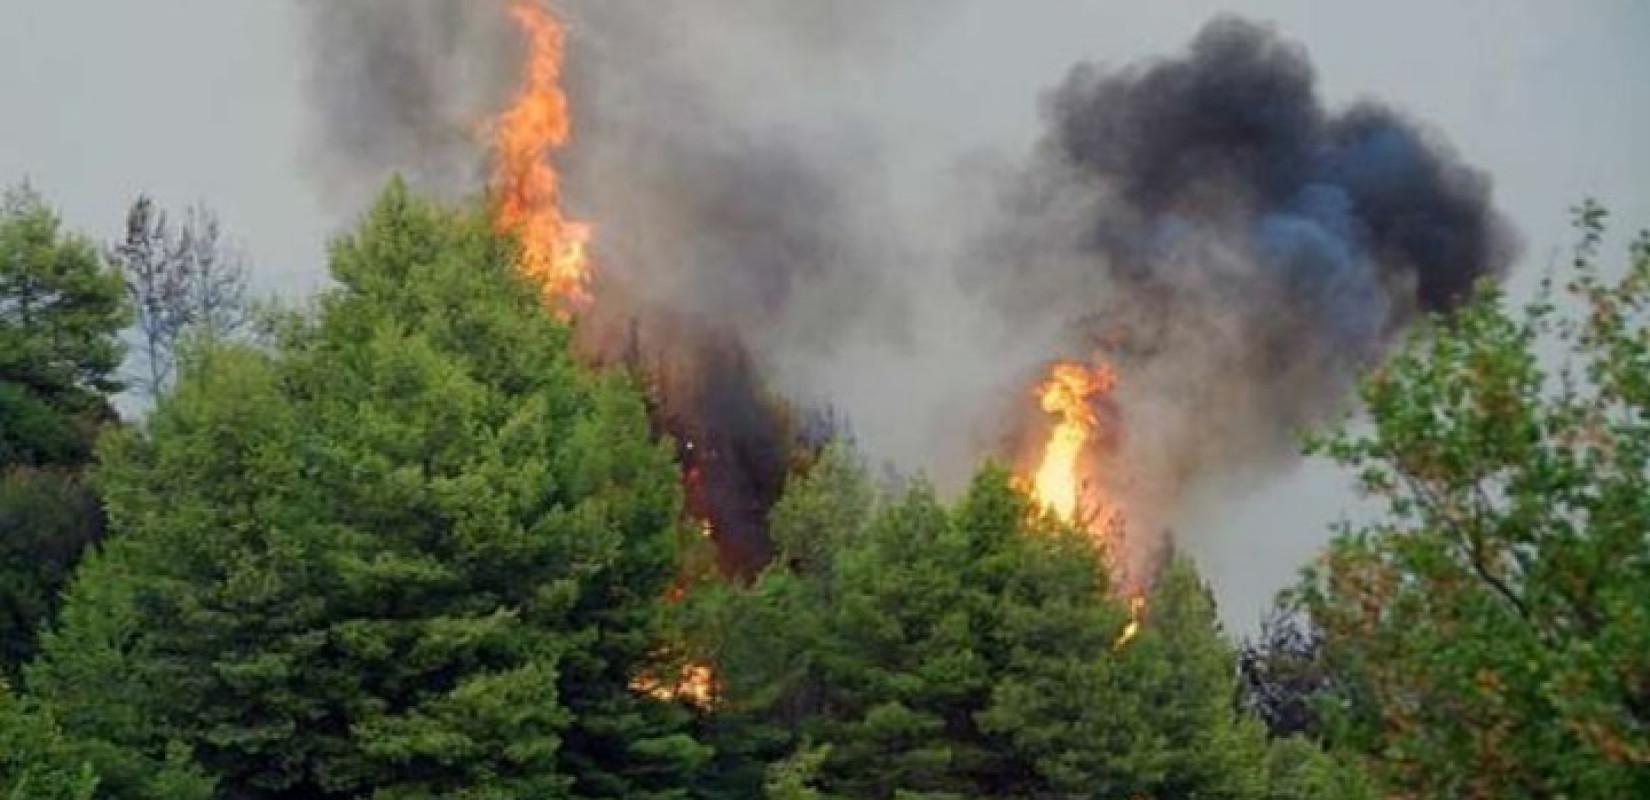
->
<box><xmin>109</xmin><ymin>196</ymin><xmax>249</xmax><ymax>397</ymax></box>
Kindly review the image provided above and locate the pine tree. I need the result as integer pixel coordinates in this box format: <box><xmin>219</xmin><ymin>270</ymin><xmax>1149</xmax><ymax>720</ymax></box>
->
<box><xmin>0</xmin><ymin>184</ymin><xmax>129</xmax><ymax>677</ymax></box>
<box><xmin>1</xmin><ymin>683</ymin><xmax>99</xmax><ymax>800</ymax></box>
<box><xmin>0</xmin><ymin>184</ymin><xmax>128</xmax><ymax>467</ymax></box>
<box><xmin>27</xmin><ymin>181</ymin><xmax>707</xmax><ymax>798</ymax></box>
<box><xmin>700</xmin><ymin>450</ymin><xmax>1283</xmax><ymax>798</ymax></box>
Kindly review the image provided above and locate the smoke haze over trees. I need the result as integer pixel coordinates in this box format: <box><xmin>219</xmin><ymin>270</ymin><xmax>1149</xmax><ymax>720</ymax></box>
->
<box><xmin>2</xmin><ymin>2</ymin><xmax>1648</xmax><ymax>797</ymax></box>
<box><xmin>0</xmin><ymin>176</ymin><xmax>1643</xmax><ymax>798</ymax></box>
<box><xmin>292</xmin><ymin>5</ymin><xmax>1516</xmax><ymax>584</ymax></box>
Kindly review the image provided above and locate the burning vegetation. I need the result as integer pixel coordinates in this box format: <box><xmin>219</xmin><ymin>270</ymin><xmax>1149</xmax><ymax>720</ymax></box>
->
<box><xmin>489</xmin><ymin>0</ymin><xmax>591</xmax><ymax>314</ymax></box>
<box><xmin>469</xmin><ymin>3</ymin><xmax>1513</xmax><ymax>650</ymax></box>
<box><xmin>281</xmin><ymin>0</ymin><xmax>1522</xmax><ymax>784</ymax></box>
<box><xmin>25</xmin><ymin>1</ymin><xmax>1630</xmax><ymax>797</ymax></box>
<box><xmin>1028</xmin><ymin>360</ymin><xmax>1116</xmax><ymax>527</ymax></box>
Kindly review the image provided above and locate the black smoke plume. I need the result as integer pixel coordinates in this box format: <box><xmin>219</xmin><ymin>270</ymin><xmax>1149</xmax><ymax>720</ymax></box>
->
<box><xmin>979</xmin><ymin>16</ymin><xmax>1516</xmax><ymax>578</ymax></box>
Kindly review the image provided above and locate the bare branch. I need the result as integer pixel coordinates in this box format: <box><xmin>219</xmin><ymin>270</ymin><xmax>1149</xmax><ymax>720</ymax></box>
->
<box><xmin>108</xmin><ymin>196</ymin><xmax>251</xmax><ymax>398</ymax></box>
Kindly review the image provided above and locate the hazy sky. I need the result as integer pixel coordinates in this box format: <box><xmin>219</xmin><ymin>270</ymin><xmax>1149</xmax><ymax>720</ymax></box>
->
<box><xmin>3</xmin><ymin>0</ymin><xmax>1646</xmax><ymax>629</ymax></box>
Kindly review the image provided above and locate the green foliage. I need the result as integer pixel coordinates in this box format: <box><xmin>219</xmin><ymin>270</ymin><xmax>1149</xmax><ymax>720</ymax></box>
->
<box><xmin>0</xmin><ymin>683</ymin><xmax>98</xmax><ymax>800</ymax></box>
<box><xmin>27</xmin><ymin>181</ymin><xmax>704</xmax><ymax>799</ymax></box>
<box><xmin>1263</xmin><ymin>736</ymin><xmax>1375</xmax><ymax>800</ymax></box>
<box><xmin>0</xmin><ymin>184</ymin><xmax>126</xmax><ymax>679</ymax></box>
<box><xmin>1297</xmin><ymin>203</ymin><xmax>1650</xmax><ymax>797</ymax></box>
<box><xmin>762</xmin><ymin>743</ymin><xmax>830</xmax><ymax>800</ymax></box>
<box><xmin>698</xmin><ymin>447</ymin><xmax>1282</xmax><ymax>799</ymax></box>
<box><xmin>0</xmin><ymin>185</ymin><xmax>127</xmax><ymax>467</ymax></box>
<box><xmin>0</xmin><ymin>470</ymin><xmax>101</xmax><ymax>677</ymax></box>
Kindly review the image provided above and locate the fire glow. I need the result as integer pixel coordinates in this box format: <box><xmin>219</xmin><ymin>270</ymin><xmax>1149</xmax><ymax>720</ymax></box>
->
<box><xmin>1027</xmin><ymin>361</ymin><xmax>1145</xmax><ymax>648</ymax></box>
<box><xmin>490</xmin><ymin>2</ymin><xmax>719</xmax><ymax>705</ymax></box>
<box><xmin>1030</xmin><ymin>361</ymin><xmax>1116</xmax><ymax>524</ymax></box>
<box><xmin>489</xmin><ymin>1</ymin><xmax>1146</xmax><ymax>663</ymax></box>
<box><xmin>491</xmin><ymin>0</ymin><xmax>592</xmax><ymax>314</ymax></box>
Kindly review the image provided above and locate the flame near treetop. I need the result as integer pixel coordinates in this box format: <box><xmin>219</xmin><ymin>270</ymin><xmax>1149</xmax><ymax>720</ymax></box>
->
<box><xmin>490</xmin><ymin>1</ymin><xmax>716</xmax><ymax>706</ymax></box>
<box><xmin>1030</xmin><ymin>361</ymin><xmax>1117</xmax><ymax>523</ymax></box>
<box><xmin>1114</xmin><ymin>595</ymin><xmax>1145</xmax><ymax>650</ymax></box>
<box><xmin>491</xmin><ymin>0</ymin><xmax>592</xmax><ymax>314</ymax></box>
<box><xmin>491</xmin><ymin>0</ymin><xmax>1144</xmax><ymax>668</ymax></box>
<box><xmin>1027</xmin><ymin>360</ymin><xmax>1145</xmax><ymax>648</ymax></box>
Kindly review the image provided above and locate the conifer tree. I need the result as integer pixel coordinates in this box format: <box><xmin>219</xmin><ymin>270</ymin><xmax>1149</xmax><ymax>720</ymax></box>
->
<box><xmin>699</xmin><ymin>448</ymin><xmax>1289</xmax><ymax>798</ymax></box>
<box><xmin>28</xmin><ymin>181</ymin><xmax>706</xmax><ymax>798</ymax></box>
<box><xmin>0</xmin><ymin>184</ymin><xmax>129</xmax><ymax>676</ymax></box>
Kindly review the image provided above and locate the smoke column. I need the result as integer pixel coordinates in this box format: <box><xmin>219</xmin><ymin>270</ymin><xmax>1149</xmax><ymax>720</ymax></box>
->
<box><xmin>294</xmin><ymin>0</ymin><xmax>945</xmax><ymax>572</ymax></box>
<box><xmin>976</xmin><ymin>16</ymin><xmax>1516</xmax><ymax>578</ymax></box>
<box><xmin>292</xmin><ymin>5</ymin><xmax>1514</xmax><ymax>585</ymax></box>
<box><xmin>294</xmin><ymin>0</ymin><xmax>520</xmax><ymax>214</ymax></box>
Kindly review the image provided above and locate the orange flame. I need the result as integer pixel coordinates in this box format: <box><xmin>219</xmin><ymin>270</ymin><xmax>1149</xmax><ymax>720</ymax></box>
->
<box><xmin>490</xmin><ymin>1</ymin><xmax>719</xmax><ymax>701</ymax></box>
<box><xmin>491</xmin><ymin>0</ymin><xmax>592</xmax><ymax>314</ymax></box>
<box><xmin>1027</xmin><ymin>361</ymin><xmax>1146</xmax><ymax>648</ymax></box>
<box><xmin>632</xmin><ymin>661</ymin><xmax>718</xmax><ymax>708</ymax></box>
<box><xmin>1030</xmin><ymin>361</ymin><xmax>1117</xmax><ymax>522</ymax></box>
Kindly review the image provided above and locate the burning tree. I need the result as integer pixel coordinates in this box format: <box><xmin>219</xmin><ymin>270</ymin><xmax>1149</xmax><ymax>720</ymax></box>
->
<box><xmin>687</xmin><ymin>447</ymin><xmax>1291</xmax><ymax>799</ymax></box>
<box><xmin>489</xmin><ymin>0</ymin><xmax>591</xmax><ymax>315</ymax></box>
<box><xmin>486</xmin><ymin>0</ymin><xmax>803</xmax><ymax>580</ymax></box>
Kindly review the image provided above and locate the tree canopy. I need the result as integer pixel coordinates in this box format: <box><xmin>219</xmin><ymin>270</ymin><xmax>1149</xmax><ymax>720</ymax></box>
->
<box><xmin>0</xmin><ymin>184</ymin><xmax>127</xmax><ymax>468</ymax></box>
<box><xmin>11</xmin><ymin>177</ymin><xmax>1638</xmax><ymax>799</ymax></box>
<box><xmin>0</xmin><ymin>185</ymin><xmax>128</xmax><ymax>678</ymax></box>
<box><xmin>692</xmin><ymin>446</ymin><xmax>1346</xmax><ymax>799</ymax></box>
<box><xmin>26</xmin><ymin>182</ymin><xmax>706</xmax><ymax>799</ymax></box>
<box><xmin>1296</xmin><ymin>203</ymin><xmax>1650</xmax><ymax>797</ymax></box>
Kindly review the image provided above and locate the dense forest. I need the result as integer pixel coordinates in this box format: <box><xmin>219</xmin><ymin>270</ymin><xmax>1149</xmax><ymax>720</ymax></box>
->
<box><xmin>2</xmin><ymin>180</ymin><xmax>1647</xmax><ymax>799</ymax></box>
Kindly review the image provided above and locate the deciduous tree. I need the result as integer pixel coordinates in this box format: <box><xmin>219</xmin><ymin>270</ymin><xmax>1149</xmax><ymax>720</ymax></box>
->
<box><xmin>1297</xmin><ymin>203</ymin><xmax>1650</xmax><ymax>797</ymax></box>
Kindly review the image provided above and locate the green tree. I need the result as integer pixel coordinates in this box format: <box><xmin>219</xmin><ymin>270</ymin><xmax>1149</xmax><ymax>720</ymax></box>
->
<box><xmin>698</xmin><ymin>447</ymin><xmax>1281</xmax><ymax>799</ymax></box>
<box><xmin>0</xmin><ymin>185</ymin><xmax>127</xmax><ymax>467</ymax></box>
<box><xmin>1</xmin><ymin>682</ymin><xmax>99</xmax><ymax>800</ymax></box>
<box><xmin>1296</xmin><ymin>204</ymin><xmax>1650</xmax><ymax>797</ymax></box>
<box><xmin>27</xmin><ymin>181</ymin><xmax>707</xmax><ymax>798</ymax></box>
<box><xmin>0</xmin><ymin>470</ymin><xmax>102</xmax><ymax>675</ymax></box>
<box><xmin>1262</xmin><ymin>736</ymin><xmax>1375</xmax><ymax>800</ymax></box>
<box><xmin>0</xmin><ymin>184</ymin><xmax>128</xmax><ymax>677</ymax></box>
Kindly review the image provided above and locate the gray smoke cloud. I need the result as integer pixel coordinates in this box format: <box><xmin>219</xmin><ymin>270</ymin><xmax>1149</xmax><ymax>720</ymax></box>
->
<box><xmin>292</xmin><ymin>4</ymin><xmax>1514</xmax><ymax>584</ymax></box>
<box><xmin>295</xmin><ymin>0</ymin><xmax>517</xmax><ymax>213</ymax></box>
<box><xmin>294</xmin><ymin>0</ymin><xmax>947</xmax><ymax>568</ymax></box>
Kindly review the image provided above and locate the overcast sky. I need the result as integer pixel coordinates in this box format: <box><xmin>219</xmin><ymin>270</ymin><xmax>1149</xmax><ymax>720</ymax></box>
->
<box><xmin>3</xmin><ymin>0</ymin><xmax>1646</xmax><ymax>629</ymax></box>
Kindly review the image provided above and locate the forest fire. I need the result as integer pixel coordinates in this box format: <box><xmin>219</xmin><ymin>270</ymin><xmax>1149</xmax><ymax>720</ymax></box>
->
<box><xmin>1029</xmin><ymin>361</ymin><xmax>1116</xmax><ymax>524</ymax></box>
<box><xmin>1115</xmin><ymin>595</ymin><xmax>1145</xmax><ymax>650</ymax></box>
<box><xmin>490</xmin><ymin>0</ymin><xmax>591</xmax><ymax>314</ymax></box>
<box><xmin>491</xmin><ymin>1</ymin><xmax>731</xmax><ymax>705</ymax></box>
<box><xmin>1026</xmin><ymin>361</ymin><xmax>1146</xmax><ymax>647</ymax></box>
<box><xmin>633</xmin><ymin>662</ymin><xmax>719</xmax><ymax>708</ymax></box>
<box><xmin>487</xmin><ymin>2</ymin><xmax>1155</xmax><ymax>660</ymax></box>
<box><xmin>16</xmin><ymin>1</ymin><xmax>1548</xmax><ymax>795</ymax></box>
